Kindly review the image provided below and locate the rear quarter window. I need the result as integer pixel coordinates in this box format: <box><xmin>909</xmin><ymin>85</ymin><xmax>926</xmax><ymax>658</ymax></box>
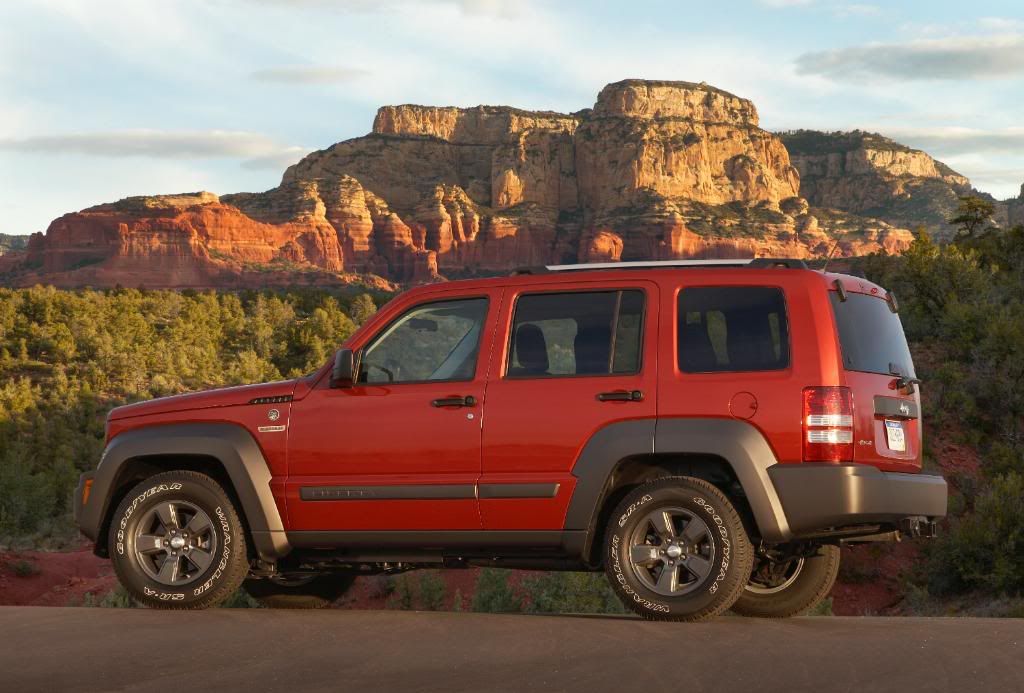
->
<box><xmin>677</xmin><ymin>287</ymin><xmax>789</xmax><ymax>373</ymax></box>
<box><xmin>829</xmin><ymin>291</ymin><xmax>915</xmax><ymax>377</ymax></box>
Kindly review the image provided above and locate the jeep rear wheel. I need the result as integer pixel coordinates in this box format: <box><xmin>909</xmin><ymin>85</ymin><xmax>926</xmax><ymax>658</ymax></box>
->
<box><xmin>604</xmin><ymin>476</ymin><xmax>753</xmax><ymax>622</ymax></box>
<box><xmin>244</xmin><ymin>573</ymin><xmax>356</xmax><ymax>609</ymax></box>
<box><xmin>108</xmin><ymin>471</ymin><xmax>249</xmax><ymax>610</ymax></box>
<box><xmin>732</xmin><ymin>544</ymin><xmax>840</xmax><ymax>618</ymax></box>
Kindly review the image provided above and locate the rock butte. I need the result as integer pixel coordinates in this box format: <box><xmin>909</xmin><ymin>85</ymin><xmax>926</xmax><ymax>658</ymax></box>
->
<box><xmin>4</xmin><ymin>79</ymin><xmax>992</xmax><ymax>289</ymax></box>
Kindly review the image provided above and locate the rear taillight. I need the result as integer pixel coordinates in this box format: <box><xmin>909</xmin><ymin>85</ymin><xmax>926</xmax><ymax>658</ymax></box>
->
<box><xmin>803</xmin><ymin>386</ymin><xmax>854</xmax><ymax>462</ymax></box>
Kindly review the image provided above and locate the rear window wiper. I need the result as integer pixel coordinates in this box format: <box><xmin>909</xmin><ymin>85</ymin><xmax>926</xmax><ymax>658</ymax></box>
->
<box><xmin>890</xmin><ymin>364</ymin><xmax>921</xmax><ymax>393</ymax></box>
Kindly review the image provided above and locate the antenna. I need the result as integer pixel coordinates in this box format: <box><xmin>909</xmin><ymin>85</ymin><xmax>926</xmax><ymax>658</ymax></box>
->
<box><xmin>821</xmin><ymin>238</ymin><xmax>841</xmax><ymax>273</ymax></box>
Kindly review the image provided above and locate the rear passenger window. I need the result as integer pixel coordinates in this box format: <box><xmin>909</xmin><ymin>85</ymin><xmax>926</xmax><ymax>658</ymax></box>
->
<box><xmin>507</xmin><ymin>290</ymin><xmax>644</xmax><ymax>378</ymax></box>
<box><xmin>677</xmin><ymin>287</ymin><xmax>789</xmax><ymax>373</ymax></box>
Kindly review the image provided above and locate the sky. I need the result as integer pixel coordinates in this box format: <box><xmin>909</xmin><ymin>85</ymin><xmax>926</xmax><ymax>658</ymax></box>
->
<box><xmin>1</xmin><ymin>0</ymin><xmax>1023</xmax><ymax>236</ymax></box>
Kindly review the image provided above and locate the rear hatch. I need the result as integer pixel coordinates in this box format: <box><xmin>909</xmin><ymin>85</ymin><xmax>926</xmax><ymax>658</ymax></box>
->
<box><xmin>829</xmin><ymin>280</ymin><xmax>921</xmax><ymax>472</ymax></box>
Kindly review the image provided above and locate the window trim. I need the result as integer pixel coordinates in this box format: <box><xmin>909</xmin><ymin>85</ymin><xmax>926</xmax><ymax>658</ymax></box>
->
<box><xmin>675</xmin><ymin>284</ymin><xmax>792</xmax><ymax>375</ymax></box>
<box><xmin>503</xmin><ymin>288</ymin><xmax>647</xmax><ymax>380</ymax></box>
<box><xmin>355</xmin><ymin>295</ymin><xmax>491</xmax><ymax>386</ymax></box>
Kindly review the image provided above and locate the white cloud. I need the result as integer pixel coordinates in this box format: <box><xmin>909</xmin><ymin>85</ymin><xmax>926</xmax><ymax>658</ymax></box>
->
<box><xmin>241</xmin><ymin>146</ymin><xmax>311</xmax><ymax>170</ymax></box>
<box><xmin>797</xmin><ymin>34</ymin><xmax>1024</xmax><ymax>81</ymax></box>
<box><xmin>877</xmin><ymin>126</ymin><xmax>1024</xmax><ymax>156</ymax></box>
<box><xmin>251</xmin><ymin>66</ymin><xmax>369</xmax><ymax>84</ymax></box>
<box><xmin>978</xmin><ymin>17</ymin><xmax>1024</xmax><ymax>32</ymax></box>
<box><xmin>0</xmin><ymin>130</ymin><xmax>305</xmax><ymax>161</ymax></box>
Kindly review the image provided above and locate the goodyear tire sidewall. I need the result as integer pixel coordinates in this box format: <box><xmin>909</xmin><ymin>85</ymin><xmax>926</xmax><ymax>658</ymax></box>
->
<box><xmin>110</xmin><ymin>475</ymin><xmax>238</xmax><ymax>606</ymax></box>
<box><xmin>606</xmin><ymin>481</ymin><xmax>744</xmax><ymax>618</ymax></box>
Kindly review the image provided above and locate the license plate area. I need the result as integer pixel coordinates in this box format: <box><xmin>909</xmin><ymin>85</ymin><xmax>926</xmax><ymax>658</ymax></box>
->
<box><xmin>884</xmin><ymin>419</ymin><xmax>906</xmax><ymax>452</ymax></box>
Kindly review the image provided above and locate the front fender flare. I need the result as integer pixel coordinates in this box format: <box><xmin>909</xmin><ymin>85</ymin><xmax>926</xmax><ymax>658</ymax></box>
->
<box><xmin>79</xmin><ymin>422</ymin><xmax>291</xmax><ymax>561</ymax></box>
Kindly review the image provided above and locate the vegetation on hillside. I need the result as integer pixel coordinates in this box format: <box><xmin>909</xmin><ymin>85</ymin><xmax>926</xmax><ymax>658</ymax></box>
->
<box><xmin>778</xmin><ymin>129</ymin><xmax>914</xmax><ymax>156</ymax></box>
<box><xmin>0</xmin><ymin>287</ymin><xmax>381</xmax><ymax>541</ymax></box>
<box><xmin>859</xmin><ymin>196</ymin><xmax>1024</xmax><ymax>600</ymax></box>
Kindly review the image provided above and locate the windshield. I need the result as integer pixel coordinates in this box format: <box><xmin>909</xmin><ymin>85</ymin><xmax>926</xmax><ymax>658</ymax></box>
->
<box><xmin>829</xmin><ymin>291</ymin><xmax>915</xmax><ymax>378</ymax></box>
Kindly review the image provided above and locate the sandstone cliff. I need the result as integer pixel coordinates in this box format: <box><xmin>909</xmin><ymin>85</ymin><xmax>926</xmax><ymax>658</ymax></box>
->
<box><xmin>4</xmin><ymin>81</ymin><xmax>919</xmax><ymax>289</ymax></box>
<box><xmin>1006</xmin><ymin>184</ymin><xmax>1024</xmax><ymax>228</ymax></box>
<box><xmin>780</xmin><ymin>130</ymin><xmax>975</xmax><ymax>237</ymax></box>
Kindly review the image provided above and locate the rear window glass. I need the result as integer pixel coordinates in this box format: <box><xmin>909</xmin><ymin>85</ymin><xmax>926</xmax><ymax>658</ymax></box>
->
<box><xmin>507</xmin><ymin>290</ymin><xmax>644</xmax><ymax>378</ymax></box>
<box><xmin>677</xmin><ymin>287</ymin><xmax>789</xmax><ymax>373</ymax></box>
<box><xmin>830</xmin><ymin>292</ymin><xmax>915</xmax><ymax>377</ymax></box>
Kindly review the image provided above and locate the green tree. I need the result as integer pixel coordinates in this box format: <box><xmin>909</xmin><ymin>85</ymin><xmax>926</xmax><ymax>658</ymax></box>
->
<box><xmin>949</xmin><ymin>195</ymin><xmax>995</xmax><ymax>238</ymax></box>
<box><xmin>350</xmin><ymin>293</ymin><xmax>378</xmax><ymax>325</ymax></box>
<box><xmin>471</xmin><ymin>569</ymin><xmax>523</xmax><ymax>613</ymax></box>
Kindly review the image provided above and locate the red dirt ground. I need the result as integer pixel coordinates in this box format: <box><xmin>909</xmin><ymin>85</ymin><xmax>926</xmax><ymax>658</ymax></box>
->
<box><xmin>1</xmin><ymin>544</ymin><xmax>905</xmax><ymax>615</ymax></box>
<box><xmin>0</xmin><ymin>543</ymin><xmax>118</xmax><ymax>607</ymax></box>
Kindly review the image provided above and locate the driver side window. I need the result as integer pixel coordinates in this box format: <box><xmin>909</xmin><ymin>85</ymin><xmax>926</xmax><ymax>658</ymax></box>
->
<box><xmin>358</xmin><ymin>297</ymin><xmax>489</xmax><ymax>384</ymax></box>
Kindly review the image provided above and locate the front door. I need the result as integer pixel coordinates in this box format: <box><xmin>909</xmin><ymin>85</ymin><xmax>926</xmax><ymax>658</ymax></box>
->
<box><xmin>286</xmin><ymin>289</ymin><xmax>501</xmax><ymax>531</ymax></box>
<box><xmin>480</xmin><ymin>281</ymin><xmax>659</xmax><ymax>529</ymax></box>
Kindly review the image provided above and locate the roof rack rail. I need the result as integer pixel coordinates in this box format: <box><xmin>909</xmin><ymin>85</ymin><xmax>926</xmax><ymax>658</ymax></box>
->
<box><xmin>510</xmin><ymin>258</ymin><xmax>808</xmax><ymax>275</ymax></box>
<box><xmin>746</xmin><ymin>258</ymin><xmax>809</xmax><ymax>269</ymax></box>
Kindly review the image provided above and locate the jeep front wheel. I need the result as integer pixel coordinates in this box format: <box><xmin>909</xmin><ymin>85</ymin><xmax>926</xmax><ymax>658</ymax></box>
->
<box><xmin>244</xmin><ymin>573</ymin><xmax>356</xmax><ymax>609</ymax></box>
<box><xmin>732</xmin><ymin>544</ymin><xmax>840</xmax><ymax>618</ymax></box>
<box><xmin>107</xmin><ymin>471</ymin><xmax>249</xmax><ymax>609</ymax></box>
<box><xmin>604</xmin><ymin>476</ymin><xmax>753</xmax><ymax>622</ymax></box>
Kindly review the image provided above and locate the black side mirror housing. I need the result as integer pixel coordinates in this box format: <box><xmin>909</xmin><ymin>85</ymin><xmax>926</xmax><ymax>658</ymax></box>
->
<box><xmin>331</xmin><ymin>349</ymin><xmax>355</xmax><ymax>388</ymax></box>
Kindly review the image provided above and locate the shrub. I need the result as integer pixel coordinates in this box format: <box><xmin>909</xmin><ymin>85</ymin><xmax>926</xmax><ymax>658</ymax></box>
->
<box><xmin>81</xmin><ymin>585</ymin><xmax>137</xmax><ymax>608</ymax></box>
<box><xmin>927</xmin><ymin>473</ymin><xmax>1024</xmax><ymax>596</ymax></box>
<box><xmin>521</xmin><ymin>572</ymin><xmax>625</xmax><ymax>615</ymax></box>
<box><xmin>9</xmin><ymin>558</ymin><xmax>40</xmax><ymax>577</ymax></box>
<box><xmin>388</xmin><ymin>574</ymin><xmax>416</xmax><ymax>610</ymax></box>
<box><xmin>471</xmin><ymin>569</ymin><xmax>523</xmax><ymax>613</ymax></box>
<box><xmin>417</xmin><ymin>571</ymin><xmax>446</xmax><ymax>611</ymax></box>
<box><xmin>220</xmin><ymin>588</ymin><xmax>261</xmax><ymax>608</ymax></box>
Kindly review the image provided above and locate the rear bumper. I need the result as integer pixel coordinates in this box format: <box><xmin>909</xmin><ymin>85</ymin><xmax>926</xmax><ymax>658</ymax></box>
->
<box><xmin>74</xmin><ymin>472</ymin><xmax>97</xmax><ymax>542</ymax></box>
<box><xmin>768</xmin><ymin>463</ymin><xmax>947</xmax><ymax>537</ymax></box>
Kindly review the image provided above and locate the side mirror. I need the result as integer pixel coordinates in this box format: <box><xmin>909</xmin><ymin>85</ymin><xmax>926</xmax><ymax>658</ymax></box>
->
<box><xmin>330</xmin><ymin>349</ymin><xmax>355</xmax><ymax>388</ymax></box>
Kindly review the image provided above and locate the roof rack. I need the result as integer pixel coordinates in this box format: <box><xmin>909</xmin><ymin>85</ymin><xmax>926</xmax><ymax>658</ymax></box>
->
<box><xmin>511</xmin><ymin>258</ymin><xmax>808</xmax><ymax>275</ymax></box>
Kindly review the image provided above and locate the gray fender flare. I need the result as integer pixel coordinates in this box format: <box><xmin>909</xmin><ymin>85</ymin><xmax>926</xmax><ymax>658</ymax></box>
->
<box><xmin>80</xmin><ymin>422</ymin><xmax>291</xmax><ymax>561</ymax></box>
<box><xmin>653</xmin><ymin>418</ymin><xmax>792</xmax><ymax>543</ymax></box>
<box><xmin>563</xmin><ymin>418</ymin><xmax>792</xmax><ymax>551</ymax></box>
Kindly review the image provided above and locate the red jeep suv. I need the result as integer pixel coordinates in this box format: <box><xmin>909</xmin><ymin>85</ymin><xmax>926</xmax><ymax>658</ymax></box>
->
<box><xmin>75</xmin><ymin>259</ymin><xmax>947</xmax><ymax>620</ymax></box>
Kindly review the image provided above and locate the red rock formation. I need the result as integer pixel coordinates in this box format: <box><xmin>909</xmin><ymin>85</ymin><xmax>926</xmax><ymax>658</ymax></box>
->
<box><xmin>4</xmin><ymin>81</ymin><xmax>932</xmax><ymax>289</ymax></box>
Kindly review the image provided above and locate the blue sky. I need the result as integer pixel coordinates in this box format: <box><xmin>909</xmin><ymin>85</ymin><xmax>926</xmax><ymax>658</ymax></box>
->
<box><xmin>1</xmin><ymin>0</ymin><xmax>1023</xmax><ymax>236</ymax></box>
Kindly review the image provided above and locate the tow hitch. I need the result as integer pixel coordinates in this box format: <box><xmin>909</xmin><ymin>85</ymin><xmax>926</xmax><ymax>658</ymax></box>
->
<box><xmin>899</xmin><ymin>516</ymin><xmax>938</xmax><ymax>538</ymax></box>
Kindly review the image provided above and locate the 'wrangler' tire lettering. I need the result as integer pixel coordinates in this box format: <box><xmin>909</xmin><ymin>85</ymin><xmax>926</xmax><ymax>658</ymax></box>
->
<box><xmin>108</xmin><ymin>471</ymin><xmax>248</xmax><ymax>610</ymax></box>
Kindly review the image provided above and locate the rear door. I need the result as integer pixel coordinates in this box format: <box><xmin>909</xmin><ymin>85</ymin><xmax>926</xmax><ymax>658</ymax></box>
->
<box><xmin>479</xmin><ymin>280</ymin><xmax>659</xmax><ymax>529</ymax></box>
<box><xmin>829</xmin><ymin>285</ymin><xmax>921</xmax><ymax>471</ymax></box>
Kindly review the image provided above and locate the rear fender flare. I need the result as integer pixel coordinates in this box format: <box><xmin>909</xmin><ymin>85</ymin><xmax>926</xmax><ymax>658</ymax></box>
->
<box><xmin>564</xmin><ymin>418</ymin><xmax>792</xmax><ymax>559</ymax></box>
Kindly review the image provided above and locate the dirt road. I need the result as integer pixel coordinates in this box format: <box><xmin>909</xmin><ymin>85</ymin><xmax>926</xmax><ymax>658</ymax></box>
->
<box><xmin>2</xmin><ymin>608</ymin><xmax>1020</xmax><ymax>692</ymax></box>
